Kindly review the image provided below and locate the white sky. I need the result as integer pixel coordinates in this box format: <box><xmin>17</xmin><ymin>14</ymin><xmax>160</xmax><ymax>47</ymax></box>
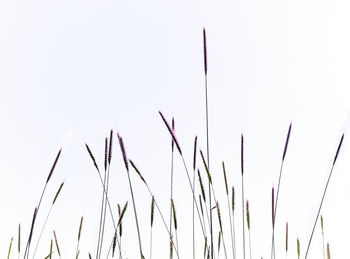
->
<box><xmin>1</xmin><ymin>0</ymin><xmax>350</xmax><ymax>258</ymax></box>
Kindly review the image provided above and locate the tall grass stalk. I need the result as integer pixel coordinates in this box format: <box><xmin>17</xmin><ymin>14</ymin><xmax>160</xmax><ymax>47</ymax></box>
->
<box><xmin>246</xmin><ymin>200</ymin><xmax>252</xmax><ymax>259</ymax></box>
<box><xmin>99</xmin><ymin>130</ymin><xmax>113</xmax><ymax>258</ymax></box>
<box><xmin>85</xmin><ymin>144</ymin><xmax>122</xmax><ymax>256</ymax></box>
<box><xmin>169</xmin><ymin>118</ymin><xmax>175</xmax><ymax>259</ymax></box>
<box><xmin>272</xmin><ymin>123</ymin><xmax>292</xmax><ymax>259</ymax></box>
<box><xmin>171</xmin><ymin>199</ymin><xmax>180</xmax><ymax>259</ymax></box>
<box><xmin>231</xmin><ymin>186</ymin><xmax>236</xmax><ymax>259</ymax></box>
<box><xmin>96</xmin><ymin>137</ymin><xmax>108</xmax><ymax>259</ymax></box>
<box><xmin>117</xmin><ymin>133</ymin><xmax>145</xmax><ymax>259</ymax></box>
<box><xmin>18</xmin><ymin>224</ymin><xmax>21</xmax><ymax>259</ymax></box>
<box><xmin>128</xmin><ymin>160</ymin><xmax>180</xmax><ymax>257</ymax></box>
<box><xmin>304</xmin><ymin>133</ymin><xmax>344</xmax><ymax>259</ymax></box>
<box><xmin>159</xmin><ymin>111</ymin><xmax>210</xmax><ymax>257</ymax></box>
<box><xmin>53</xmin><ymin>231</ymin><xmax>61</xmax><ymax>259</ymax></box>
<box><xmin>150</xmin><ymin>196</ymin><xmax>155</xmax><ymax>259</ymax></box>
<box><xmin>285</xmin><ymin>222</ymin><xmax>288</xmax><ymax>258</ymax></box>
<box><xmin>8</xmin><ymin>237</ymin><xmax>13</xmax><ymax>259</ymax></box>
<box><xmin>202</xmin><ymin>27</ymin><xmax>213</xmax><ymax>259</ymax></box>
<box><xmin>76</xmin><ymin>216</ymin><xmax>83</xmax><ymax>259</ymax></box>
<box><xmin>49</xmin><ymin>239</ymin><xmax>53</xmax><ymax>259</ymax></box>
<box><xmin>201</xmin><ymin>150</ymin><xmax>228</xmax><ymax>258</ymax></box>
<box><xmin>23</xmin><ymin>148</ymin><xmax>62</xmax><ymax>259</ymax></box>
<box><xmin>193</xmin><ymin>136</ymin><xmax>198</xmax><ymax>259</ymax></box>
<box><xmin>222</xmin><ymin>162</ymin><xmax>235</xmax><ymax>259</ymax></box>
<box><xmin>241</xmin><ymin>134</ymin><xmax>246</xmax><ymax>259</ymax></box>
<box><xmin>32</xmin><ymin>182</ymin><xmax>64</xmax><ymax>259</ymax></box>
<box><xmin>216</xmin><ymin>201</ymin><xmax>228</xmax><ymax>259</ymax></box>
<box><xmin>321</xmin><ymin>216</ymin><xmax>325</xmax><ymax>259</ymax></box>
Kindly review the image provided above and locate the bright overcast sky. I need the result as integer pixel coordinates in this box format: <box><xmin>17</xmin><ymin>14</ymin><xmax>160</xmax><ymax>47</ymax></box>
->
<box><xmin>1</xmin><ymin>0</ymin><xmax>350</xmax><ymax>258</ymax></box>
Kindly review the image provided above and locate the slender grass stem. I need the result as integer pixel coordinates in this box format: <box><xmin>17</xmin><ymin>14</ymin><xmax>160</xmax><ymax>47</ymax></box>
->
<box><xmin>271</xmin><ymin>123</ymin><xmax>292</xmax><ymax>259</ymax></box>
<box><xmin>85</xmin><ymin>144</ymin><xmax>122</xmax><ymax>257</ymax></box>
<box><xmin>321</xmin><ymin>216</ymin><xmax>325</xmax><ymax>259</ymax></box>
<box><xmin>169</xmin><ymin>118</ymin><xmax>175</xmax><ymax>259</ymax></box>
<box><xmin>24</xmin><ymin>149</ymin><xmax>62</xmax><ymax>259</ymax></box>
<box><xmin>222</xmin><ymin>162</ymin><xmax>235</xmax><ymax>259</ymax></box>
<box><xmin>96</xmin><ymin>139</ymin><xmax>108</xmax><ymax>259</ymax></box>
<box><xmin>8</xmin><ymin>237</ymin><xmax>13</xmax><ymax>259</ymax></box>
<box><xmin>241</xmin><ymin>134</ymin><xmax>246</xmax><ymax>259</ymax></box>
<box><xmin>193</xmin><ymin>136</ymin><xmax>198</xmax><ymax>259</ymax></box>
<box><xmin>304</xmin><ymin>134</ymin><xmax>344</xmax><ymax>258</ymax></box>
<box><xmin>129</xmin><ymin>160</ymin><xmax>180</xmax><ymax>257</ymax></box>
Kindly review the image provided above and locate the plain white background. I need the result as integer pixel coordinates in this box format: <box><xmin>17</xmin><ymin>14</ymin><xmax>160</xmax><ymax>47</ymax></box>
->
<box><xmin>1</xmin><ymin>0</ymin><xmax>350</xmax><ymax>258</ymax></box>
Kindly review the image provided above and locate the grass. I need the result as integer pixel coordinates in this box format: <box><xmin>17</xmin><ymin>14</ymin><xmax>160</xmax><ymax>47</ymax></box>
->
<box><xmin>8</xmin><ymin>28</ymin><xmax>346</xmax><ymax>259</ymax></box>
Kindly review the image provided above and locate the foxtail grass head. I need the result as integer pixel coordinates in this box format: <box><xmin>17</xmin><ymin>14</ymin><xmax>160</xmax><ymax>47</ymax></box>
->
<box><xmin>171</xmin><ymin>118</ymin><xmax>175</xmax><ymax>152</ymax></box>
<box><xmin>78</xmin><ymin>216</ymin><xmax>83</xmax><ymax>241</ymax></box>
<box><xmin>151</xmin><ymin>196</ymin><xmax>155</xmax><ymax>227</ymax></box>
<box><xmin>282</xmin><ymin>123</ymin><xmax>292</xmax><ymax>161</ymax></box>
<box><xmin>52</xmin><ymin>182</ymin><xmax>64</xmax><ymax>205</ymax></box>
<box><xmin>222</xmin><ymin>161</ymin><xmax>228</xmax><ymax>195</ymax></box>
<box><xmin>171</xmin><ymin>199</ymin><xmax>177</xmax><ymax>230</ymax></box>
<box><xmin>216</xmin><ymin>201</ymin><xmax>223</xmax><ymax>231</ymax></box>
<box><xmin>159</xmin><ymin>111</ymin><xmax>182</xmax><ymax>155</ymax></box>
<box><xmin>108</xmin><ymin>129</ymin><xmax>113</xmax><ymax>165</ymax></box>
<box><xmin>53</xmin><ymin>230</ymin><xmax>60</xmax><ymax>257</ymax></box>
<box><xmin>117</xmin><ymin>133</ymin><xmax>129</xmax><ymax>172</ymax></box>
<box><xmin>85</xmin><ymin>144</ymin><xmax>99</xmax><ymax>172</ymax></box>
<box><xmin>246</xmin><ymin>200</ymin><xmax>250</xmax><ymax>230</ymax></box>
<box><xmin>200</xmin><ymin>150</ymin><xmax>212</xmax><ymax>184</ymax></box>
<box><xmin>327</xmin><ymin>243</ymin><xmax>330</xmax><ymax>259</ymax></box>
<box><xmin>297</xmin><ymin>238</ymin><xmax>300</xmax><ymax>259</ymax></box>
<box><xmin>232</xmin><ymin>186</ymin><xmax>235</xmax><ymax>213</ymax></box>
<box><xmin>104</xmin><ymin>137</ymin><xmax>108</xmax><ymax>171</ymax></box>
<box><xmin>193</xmin><ymin>136</ymin><xmax>198</xmax><ymax>171</ymax></box>
<box><xmin>333</xmin><ymin>133</ymin><xmax>344</xmax><ymax>166</ymax></box>
<box><xmin>198</xmin><ymin>169</ymin><xmax>206</xmax><ymax>202</ymax></box>
<box><xmin>46</xmin><ymin>149</ymin><xmax>62</xmax><ymax>183</ymax></box>
<box><xmin>129</xmin><ymin>159</ymin><xmax>147</xmax><ymax>185</ymax></box>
